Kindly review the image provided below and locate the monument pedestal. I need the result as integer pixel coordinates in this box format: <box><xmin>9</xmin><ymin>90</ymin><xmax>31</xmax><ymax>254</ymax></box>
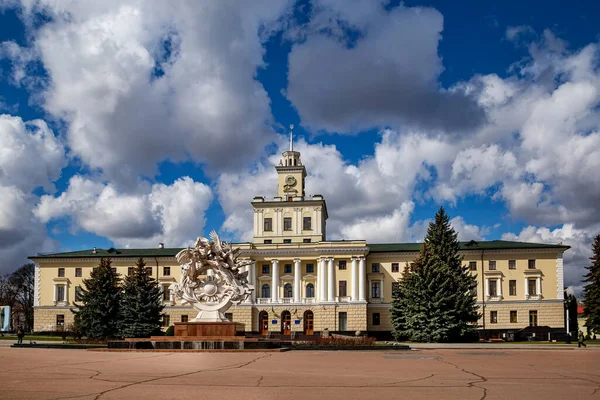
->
<box><xmin>174</xmin><ymin>322</ymin><xmax>245</xmax><ymax>337</ymax></box>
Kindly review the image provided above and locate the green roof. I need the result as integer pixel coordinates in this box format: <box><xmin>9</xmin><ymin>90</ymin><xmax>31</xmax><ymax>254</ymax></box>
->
<box><xmin>368</xmin><ymin>240</ymin><xmax>570</xmax><ymax>253</ymax></box>
<box><xmin>29</xmin><ymin>240</ymin><xmax>568</xmax><ymax>260</ymax></box>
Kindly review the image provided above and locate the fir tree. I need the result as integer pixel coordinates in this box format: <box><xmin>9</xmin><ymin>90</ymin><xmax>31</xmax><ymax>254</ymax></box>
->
<box><xmin>583</xmin><ymin>234</ymin><xmax>600</xmax><ymax>334</ymax></box>
<box><xmin>73</xmin><ymin>258</ymin><xmax>121</xmax><ymax>339</ymax></box>
<box><xmin>391</xmin><ymin>207</ymin><xmax>479</xmax><ymax>342</ymax></box>
<box><xmin>119</xmin><ymin>257</ymin><xmax>164</xmax><ymax>338</ymax></box>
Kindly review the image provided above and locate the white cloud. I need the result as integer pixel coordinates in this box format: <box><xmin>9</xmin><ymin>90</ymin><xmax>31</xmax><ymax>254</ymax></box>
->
<box><xmin>340</xmin><ymin>201</ymin><xmax>414</xmax><ymax>243</ymax></box>
<box><xmin>4</xmin><ymin>0</ymin><xmax>291</xmax><ymax>183</ymax></box>
<box><xmin>35</xmin><ymin>175</ymin><xmax>213</xmax><ymax>248</ymax></box>
<box><xmin>450</xmin><ymin>216</ymin><xmax>489</xmax><ymax>241</ymax></box>
<box><xmin>286</xmin><ymin>0</ymin><xmax>485</xmax><ymax>134</ymax></box>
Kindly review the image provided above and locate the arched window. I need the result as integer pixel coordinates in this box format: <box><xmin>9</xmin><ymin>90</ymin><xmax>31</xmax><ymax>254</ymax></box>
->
<box><xmin>306</xmin><ymin>283</ymin><xmax>314</xmax><ymax>298</ymax></box>
<box><xmin>283</xmin><ymin>283</ymin><xmax>293</xmax><ymax>298</ymax></box>
<box><xmin>261</xmin><ymin>284</ymin><xmax>270</xmax><ymax>298</ymax></box>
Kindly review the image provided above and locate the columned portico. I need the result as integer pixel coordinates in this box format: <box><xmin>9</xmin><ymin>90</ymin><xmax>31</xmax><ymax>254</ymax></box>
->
<box><xmin>358</xmin><ymin>257</ymin><xmax>366</xmax><ymax>301</ymax></box>
<box><xmin>271</xmin><ymin>259</ymin><xmax>279</xmax><ymax>303</ymax></box>
<box><xmin>327</xmin><ymin>257</ymin><xmax>335</xmax><ymax>302</ymax></box>
<box><xmin>293</xmin><ymin>258</ymin><xmax>301</xmax><ymax>303</ymax></box>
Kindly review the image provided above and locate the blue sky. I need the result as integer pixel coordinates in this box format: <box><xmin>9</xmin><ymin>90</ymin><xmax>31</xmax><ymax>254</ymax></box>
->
<box><xmin>0</xmin><ymin>0</ymin><xmax>599</xmax><ymax>293</ymax></box>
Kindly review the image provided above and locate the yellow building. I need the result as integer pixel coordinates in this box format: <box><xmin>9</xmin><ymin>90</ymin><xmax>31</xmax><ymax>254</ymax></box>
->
<box><xmin>29</xmin><ymin>140</ymin><xmax>569</xmax><ymax>339</ymax></box>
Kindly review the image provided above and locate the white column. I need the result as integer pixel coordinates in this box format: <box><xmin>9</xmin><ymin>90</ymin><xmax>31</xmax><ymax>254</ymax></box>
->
<box><xmin>536</xmin><ymin>277</ymin><xmax>541</xmax><ymax>297</ymax></box>
<box><xmin>319</xmin><ymin>258</ymin><xmax>327</xmax><ymax>301</ymax></box>
<box><xmin>34</xmin><ymin>263</ymin><xmax>40</xmax><ymax>307</ymax></box>
<box><xmin>258</xmin><ymin>210</ymin><xmax>264</xmax><ymax>236</ymax></box>
<box><xmin>313</xmin><ymin>208</ymin><xmax>317</xmax><ymax>234</ymax></box>
<box><xmin>351</xmin><ymin>257</ymin><xmax>358</xmax><ymax>302</ymax></box>
<box><xmin>53</xmin><ymin>283</ymin><xmax>57</xmax><ymax>305</ymax></box>
<box><xmin>65</xmin><ymin>283</ymin><xmax>69</xmax><ymax>304</ymax></box>
<box><xmin>485</xmin><ymin>278</ymin><xmax>489</xmax><ymax>297</ymax></box>
<box><xmin>359</xmin><ymin>257</ymin><xmax>366</xmax><ymax>301</ymax></box>
<box><xmin>524</xmin><ymin>278</ymin><xmax>529</xmax><ymax>298</ymax></box>
<box><xmin>294</xmin><ymin>259</ymin><xmax>301</xmax><ymax>303</ymax></box>
<box><xmin>271</xmin><ymin>260</ymin><xmax>279</xmax><ymax>303</ymax></box>
<box><xmin>169</xmin><ymin>288</ymin><xmax>174</xmax><ymax>304</ymax></box>
<box><xmin>327</xmin><ymin>258</ymin><xmax>335</xmax><ymax>302</ymax></box>
<box><xmin>498</xmin><ymin>278</ymin><xmax>502</xmax><ymax>298</ymax></box>
<box><xmin>253</xmin><ymin>210</ymin><xmax>259</xmax><ymax>236</ymax></box>
<box><xmin>250</xmin><ymin>262</ymin><xmax>256</xmax><ymax>303</ymax></box>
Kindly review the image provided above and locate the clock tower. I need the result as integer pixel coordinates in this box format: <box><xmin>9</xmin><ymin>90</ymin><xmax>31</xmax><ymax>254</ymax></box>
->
<box><xmin>251</xmin><ymin>126</ymin><xmax>328</xmax><ymax>244</ymax></box>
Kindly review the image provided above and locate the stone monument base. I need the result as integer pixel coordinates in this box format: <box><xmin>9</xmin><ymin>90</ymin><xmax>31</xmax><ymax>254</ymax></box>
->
<box><xmin>174</xmin><ymin>322</ymin><xmax>245</xmax><ymax>337</ymax></box>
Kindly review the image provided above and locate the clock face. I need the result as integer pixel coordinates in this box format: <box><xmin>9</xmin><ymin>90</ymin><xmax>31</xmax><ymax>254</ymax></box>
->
<box><xmin>285</xmin><ymin>175</ymin><xmax>297</xmax><ymax>186</ymax></box>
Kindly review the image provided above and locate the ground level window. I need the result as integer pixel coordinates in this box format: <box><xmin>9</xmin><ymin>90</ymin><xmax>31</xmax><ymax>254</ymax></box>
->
<box><xmin>56</xmin><ymin>314</ymin><xmax>65</xmax><ymax>327</ymax></box>
<box><xmin>490</xmin><ymin>311</ymin><xmax>498</xmax><ymax>324</ymax></box>
<box><xmin>338</xmin><ymin>312</ymin><xmax>347</xmax><ymax>331</ymax></box>
<box><xmin>162</xmin><ymin>315</ymin><xmax>170</xmax><ymax>327</ymax></box>
<box><xmin>372</xmin><ymin>313</ymin><xmax>380</xmax><ymax>326</ymax></box>
<box><xmin>529</xmin><ymin>310</ymin><xmax>538</xmax><ymax>326</ymax></box>
<box><xmin>181</xmin><ymin>315</ymin><xmax>188</xmax><ymax>323</ymax></box>
<box><xmin>510</xmin><ymin>311</ymin><xmax>517</xmax><ymax>323</ymax></box>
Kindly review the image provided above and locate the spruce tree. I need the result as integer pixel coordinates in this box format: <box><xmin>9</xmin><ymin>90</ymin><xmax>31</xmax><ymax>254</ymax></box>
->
<box><xmin>391</xmin><ymin>207</ymin><xmax>479</xmax><ymax>342</ymax></box>
<box><xmin>73</xmin><ymin>258</ymin><xmax>121</xmax><ymax>339</ymax></box>
<box><xmin>582</xmin><ymin>234</ymin><xmax>600</xmax><ymax>334</ymax></box>
<box><xmin>119</xmin><ymin>258</ymin><xmax>164</xmax><ymax>338</ymax></box>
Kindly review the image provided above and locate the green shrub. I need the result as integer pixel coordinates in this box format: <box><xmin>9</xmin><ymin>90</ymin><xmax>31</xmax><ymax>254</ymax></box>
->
<box><xmin>164</xmin><ymin>325</ymin><xmax>174</xmax><ymax>336</ymax></box>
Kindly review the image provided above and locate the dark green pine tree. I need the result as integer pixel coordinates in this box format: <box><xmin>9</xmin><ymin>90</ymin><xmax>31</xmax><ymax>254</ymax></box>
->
<box><xmin>73</xmin><ymin>258</ymin><xmax>122</xmax><ymax>339</ymax></box>
<box><xmin>582</xmin><ymin>234</ymin><xmax>600</xmax><ymax>334</ymax></box>
<box><xmin>118</xmin><ymin>257</ymin><xmax>164</xmax><ymax>338</ymax></box>
<box><xmin>391</xmin><ymin>207</ymin><xmax>479</xmax><ymax>342</ymax></box>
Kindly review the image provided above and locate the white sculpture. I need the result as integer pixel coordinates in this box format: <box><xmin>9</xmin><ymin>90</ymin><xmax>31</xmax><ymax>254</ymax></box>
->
<box><xmin>169</xmin><ymin>231</ymin><xmax>254</xmax><ymax>322</ymax></box>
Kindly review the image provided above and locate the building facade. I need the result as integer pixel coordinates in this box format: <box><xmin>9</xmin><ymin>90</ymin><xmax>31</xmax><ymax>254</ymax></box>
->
<box><xmin>29</xmin><ymin>140</ymin><xmax>569</xmax><ymax>339</ymax></box>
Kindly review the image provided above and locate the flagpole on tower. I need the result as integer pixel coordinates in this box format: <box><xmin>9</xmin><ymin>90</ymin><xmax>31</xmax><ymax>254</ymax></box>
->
<box><xmin>289</xmin><ymin>124</ymin><xmax>294</xmax><ymax>152</ymax></box>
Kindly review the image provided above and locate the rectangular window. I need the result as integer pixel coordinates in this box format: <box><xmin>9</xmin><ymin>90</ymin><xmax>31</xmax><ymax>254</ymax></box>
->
<box><xmin>306</xmin><ymin>263</ymin><xmax>314</xmax><ymax>273</ymax></box>
<box><xmin>75</xmin><ymin>268</ymin><xmax>82</xmax><ymax>277</ymax></box>
<box><xmin>488</xmin><ymin>279</ymin><xmax>497</xmax><ymax>296</ymax></box>
<box><xmin>528</xmin><ymin>279</ymin><xmax>537</xmax><ymax>295</ymax></box>
<box><xmin>145</xmin><ymin>267</ymin><xmax>152</xmax><ymax>275</ymax></box>
<box><xmin>372</xmin><ymin>263</ymin><xmax>380</xmax><ymax>273</ymax></box>
<box><xmin>264</xmin><ymin>239</ymin><xmax>272</xmax><ymax>244</ymax></box>
<box><xmin>181</xmin><ymin>315</ymin><xmax>188</xmax><ymax>323</ymax></box>
<box><xmin>528</xmin><ymin>259</ymin><xmax>536</xmax><ymax>269</ymax></box>
<box><xmin>225</xmin><ymin>313</ymin><xmax>233</xmax><ymax>321</ymax></box>
<box><xmin>510</xmin><ymin>310</ymin><xmax>518</xmax><ymax>323</ymax></box>
<box><xmin>371</xmin><ymin>281</ymin><xmax>381</xmax><ymax>298</ymax></box>
<box><xmin>162</xmin><ymin>285</ymin><xmax>170</xmax><ymax>301</ymax></box>
<box><xmin>56</xmin><ymin>314</ymin><xmax>65</xmax><ymax>327</ymax></box>
<box><xmin>303</xmin><ymin>238</ymin><xmax>311</xmax><ymax>243</ymax></box>
<box><xmin>162</xmin><ymin>315</ymin><xmax>170</xmax><ymax>327</ymax></box>
<box><xmin>391</xmin><ymin>263</ymin><xmax>399</xmax><ymax>272</ymax></box>
<box><xmin>284</xmin><ymin>264</ymin><xmax>292</xmax><ymax>274</ymax></box>
<box><xmin>490</xmin><ymin>311</ymin><xmax>498</xmax><ymax>324</ymax></box>
<box><xmin>509</xmin><ymin>260</ymin><xmax>516</xmax><ymax>269</ymax></box>
<box><xmin>58</xmin><ymin>267</ymin><xmax>65</xmax><ymax>277</ymax></box>
<box><xmin>303</xmin><ymin>217</ymin><xmax>312</xmax><ymax>230</ymax></box>
<box><xmin>128</xmin><ymin>267</ymin><xmax>135</xmax><ymax>277</ymax></box>
<box><xmin>339</xmin><ymin>281</ymin><xmax>347</xmax><ymax>297</ymax></box>
<box><xmin>338</xmin><ymin>260</ymin><xmax>347</xmax><ymax>270</ymax></box>
<box><xmin>56</xmin><ymin>285</ymin><xmax>65</xmax><ymax>302</ymax></box>
<box><xmin>469</xmin><ymin>261</ymin><xmax>477</xmax><ymax>271</ymax></box>
<box><xmin>163</xmin><ymin>266</ymin><xmax>170</xmax><ymax>276</ymax></box>
<box><xmin>75</xmin><ymin>286</ymin><xmax>83</xmax><ymax>302</ymax></box>
<box><xmin>338</xmin><ymin>312</ymin><xmax>347</xmax><ymax>331</ymax></box>
<box><xmin>264</xmin><ymin>217</ymin><xmax>272</xmax><ymax>232</ymax></box>
<box><xmin>529</xmin><ymin>310</ymin><xmax>538</xmax><ymax>326</ymax></box>
<box><xmin>283</xmin><ymin>239</ymin><xmax>292</xmax><ymax>244</ymax></box>
<box><xmin>509</xmin><ymin>280</ymin><xmax>517</xmax><ymax>296</ymax></box>
<box><xmin>262</xmin><ymin>264</ymin><xmax>270</xmax><ymax>274</ymax></box>
<box><xmin>372</xmin><ymin>312</ymin><xmax>380</xmax><ymax>326</ymax></box>
<box><xmin>489</xmin><ymin>260</ymin><xmax>496</xmax><ymax>270</ymax></box>
<box><xmin>283</xmin><ymin>217</ymin><xmax>292</xmax><ymax>231</ymax></box>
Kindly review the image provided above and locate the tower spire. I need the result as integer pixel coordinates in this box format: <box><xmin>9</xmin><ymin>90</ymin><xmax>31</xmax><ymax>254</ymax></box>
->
<box><xmin>289</xmin><ymin>124</ymin><xmax>294</xmax><ymax>152</ymax></box>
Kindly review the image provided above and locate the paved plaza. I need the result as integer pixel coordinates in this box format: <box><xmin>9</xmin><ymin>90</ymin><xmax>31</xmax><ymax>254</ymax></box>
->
<box><xmin>0</xmin><ymin>347</ymin><xmax>598</xmax><ymax>400</ymax></box>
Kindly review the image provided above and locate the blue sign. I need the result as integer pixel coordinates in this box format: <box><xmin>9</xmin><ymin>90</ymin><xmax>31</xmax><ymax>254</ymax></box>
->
<box><xmin>272</xmin><ymin>320</ymin><xmax>277</xmax><ymax>324</ymax></box>
<box><xmin>294</xmin><ymin>319</ymin><xmax>301</xmax><ymax>325</ymax></box>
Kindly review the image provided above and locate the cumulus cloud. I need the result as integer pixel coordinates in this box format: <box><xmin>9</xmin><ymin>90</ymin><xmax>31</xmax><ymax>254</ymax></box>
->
<box><xmin>286</xmin><ymin>0</ymin><xmax>486</xmax><ymax>134</ymax></box>
<box><xmin>3</xmin><ymin>0</ymin><xmax>291</xmax><ymax>183</ymax></box>
<box><xmin>0</xmin><ymin>114</ymin><xmax>64</xmax><ymax>274</ymax></box>
<box><xmin>36</xmin><ymin>175</ymin><xmax>213</xmax><ymax>248</ymax></box>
